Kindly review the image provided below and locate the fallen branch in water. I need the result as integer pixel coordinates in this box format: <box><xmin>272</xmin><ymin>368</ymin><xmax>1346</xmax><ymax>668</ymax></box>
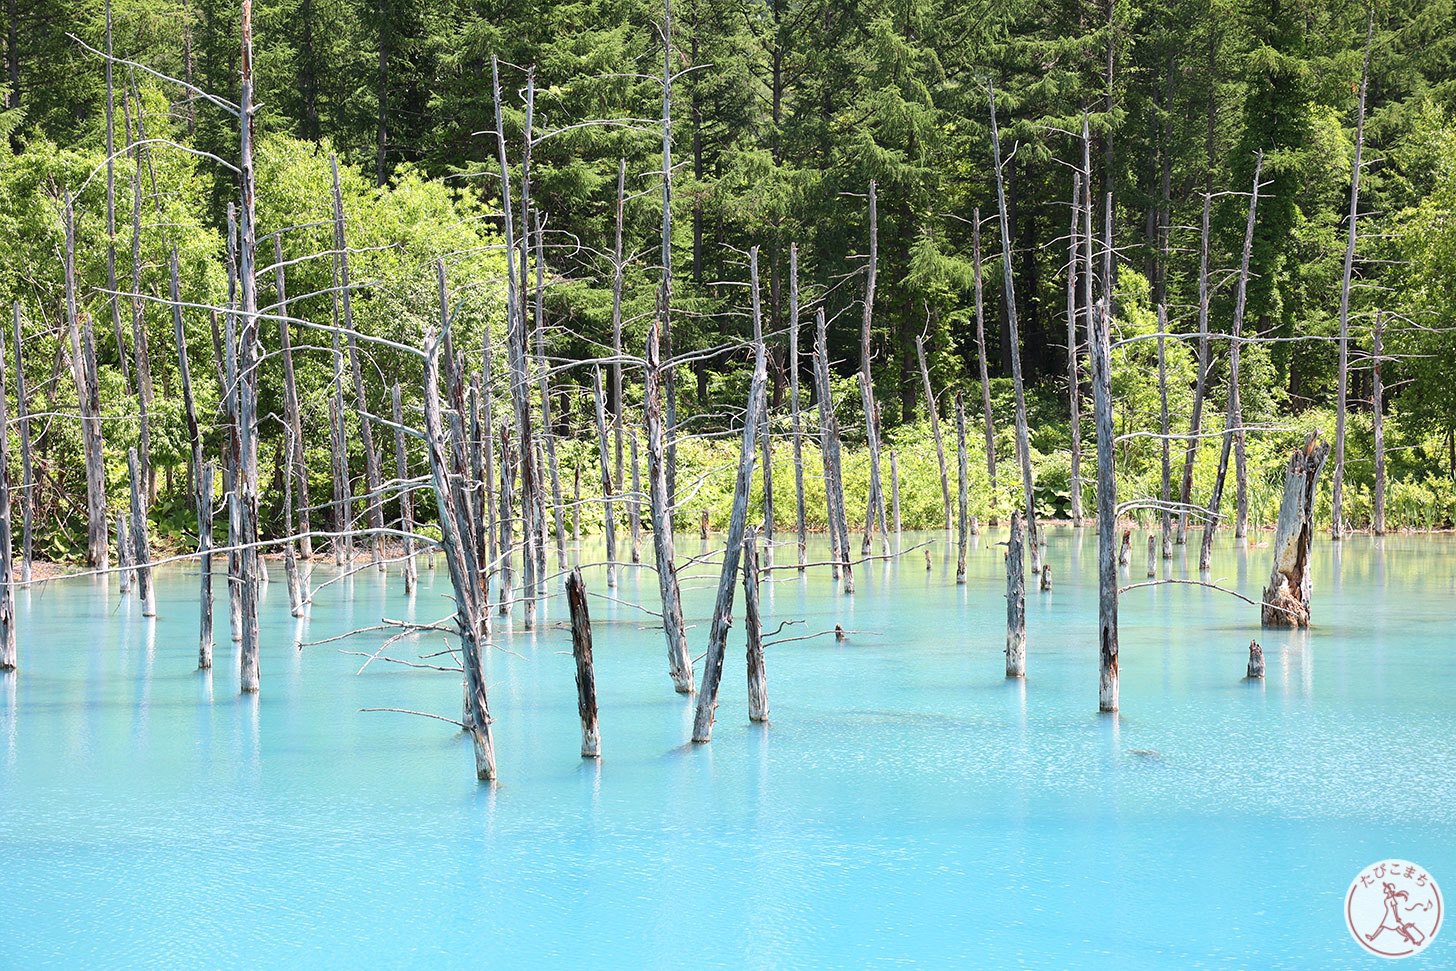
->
<box><xmin>360</xmin><ymin>707</ymin><xmax>465</xmax><ymax>729</ymax></box>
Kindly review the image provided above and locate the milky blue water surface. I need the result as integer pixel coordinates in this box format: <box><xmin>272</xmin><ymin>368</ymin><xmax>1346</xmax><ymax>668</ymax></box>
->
<box><xmin>2</xmin><ymin>528</ymin><xmax>1454</xmax><ymax>969</ymax></box>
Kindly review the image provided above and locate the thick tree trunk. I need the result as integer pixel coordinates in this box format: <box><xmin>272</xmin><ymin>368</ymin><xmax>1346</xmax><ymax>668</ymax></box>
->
<box><xmin>1261</xmin><ymin>435</ymin><xmax>1330</xmax><ymax>627</ymax></box>
<box><xmin>127</xmin><ymin>449</ymin><xmax>155</xmax><ymax>617</ymax></box>
<box><xmin>1005</xmin><ymin>510</ymin><xmax>1025</xmax><ymax>678</ymax></box>
<box><xmin>1091</xmin><ymin>296</ymin><xmax>1119</xmax><ymax>713</ymax></box>
<box><xmin>1332</xmin><ymin>14</ymin><xmax>1372</xmax><ymax>541</ymax></box>
<box><xmin>743</xmin><ymin>525</ymin><xmax>767</xmax><ymax>723</ymax></box>
<box><xmin>565</xmin><ymin>567</ymin><xmax>600</xmax><ymax>758</ymax></box>
<box><xmin>988</xmin><ymin>84</ymin><xmax>1040</xmax><ymax>574</ymax></box>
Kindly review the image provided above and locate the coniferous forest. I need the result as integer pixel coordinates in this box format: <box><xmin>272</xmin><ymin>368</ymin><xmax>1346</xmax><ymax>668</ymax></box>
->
<box><xmin>2</xmin><ymin>0</ymin><xmax>1456</xmax><ymax>564</ymax></box>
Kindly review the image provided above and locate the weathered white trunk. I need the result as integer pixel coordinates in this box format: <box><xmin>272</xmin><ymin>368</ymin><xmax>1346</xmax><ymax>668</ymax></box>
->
<box><xmin>915</xmin><ymin>336</ymin><xmax>952</xmax><ymax>531</ymax></box>
<box><xmin>789</xmin><ymin>245</ymin><xmax>808</xmax><ymax>569</ymax></box>
<box><xmin>127</xmin><ymin>449</ymin><xmax>156</xmax><ymax>617</ymax></box>
<box><xmin>645</xmin><ymin>313</ymin><xmax>693</xmax><ymax>692</ymax></box>
<box><xmin>1372</xmin><ymin>312</ymin><xmax>1386</xmax><ymax>535</ymax></box>
<box><xmin>392</xmin><ymin>384</ymin><xmax>417</xmax><ymax>595</ymax></box>
<box><xmin>0</xmin><ymin>331</ymin><xmax>15</xmax><ymax>670</ymax></box>
<box><xmin>812</xmin><ymin>309</ymin><xmax>853</xmax><ymax>593</ymax></box>
<box><xmin>1176</xmin><ymin>192</ymin><xmax>1214</xmax><ymax>545</ymax></box>
<box><xmin>273</xmin><ymin>238</ymin><xmax>312</xmax><ymax>559</ymax></box>
<box><xmin>1066</xmin><ymin>173</ymin><xmax>1084</xmax><ymax>526</ymax></box>
<box><xmin>63</xmin><ymin>195</ymin><xmax>109</xmax><ymax>571</ymax></box>
<box><xmin>628</xmin><ymin>432</ymin><xmax>643</xmax><ymax>563</ymax></box>
<box><xmin>971</xmin><ymin>211</ymin><xmax>997</xmax><ymax>495</ymax></box>
<box><xmin>1261</xmin><ymin>435</ymin><xmax>1330</xmax><ymax>628</ymax></box>
<box><xmin>591</xmin><ymin>367</ymin><xmax>618</xmax><ymax>587</ymax></box>
<box><xmin>1005</xmin><ymin>510</ymin><xmax>1026</xmax><ymax>678</ymax></box>
<box><xmin>11</xmin><ymin>305</ymin><xmax>33</xmax><ymax>585</ymax></box>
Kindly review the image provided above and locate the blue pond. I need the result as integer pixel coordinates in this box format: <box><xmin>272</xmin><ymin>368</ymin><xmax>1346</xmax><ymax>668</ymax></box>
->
<box><xmin>2</xmin><ymin>528</ymin><xmax>1453</xmax><ymax>968</ymax></box>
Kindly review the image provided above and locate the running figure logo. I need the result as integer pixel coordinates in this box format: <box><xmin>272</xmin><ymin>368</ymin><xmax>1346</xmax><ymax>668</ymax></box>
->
<box><xmin>1346</xmin><ymin>860</ymin><xmax>1443</xmax><ymax>959</ymax></box>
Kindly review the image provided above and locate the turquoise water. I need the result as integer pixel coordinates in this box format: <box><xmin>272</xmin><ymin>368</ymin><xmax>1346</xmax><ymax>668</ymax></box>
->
<box><xmin>2</xmin><ymin>528</ymin><xmax>1453</xmax><ymax>968</ymax></box>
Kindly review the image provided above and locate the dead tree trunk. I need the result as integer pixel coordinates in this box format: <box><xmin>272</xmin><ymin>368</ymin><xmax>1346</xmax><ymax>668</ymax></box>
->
<box><xmin>1157</xmin><ymin>309</ymin><xmax>1172</xmax><ymax>557</ymax></box>
<box><xmin>1331</xmin><ymin>13</ymin><xmax>1373</xmax><ymax>541</ymax></box>
<box><xmin>1005</xmin><ymin>510</ymin><xmax>1025</xmax><ymax>678</ymax></box>
<box><xmin>1066</xmin><ymin>173</ymin><xmax>1084</xmax><ymax>526</ymax></box>
<box><xmin>692</xmin><ymin>307</ymin><xmax>767</xmax><ymax>744</ymax></box>
<box><xmin>858</xmin><ymin>182</ymin><xmax>888</xmax><ymax>555</ymax></box>
<box><xmin>972</xmin><ymin>210</ymin><xmax>997</xmax><ymax>498</ymax></box>
<box><xmin>236</xmin><ymin>3</ymin><xmax>264</xmax><ymax>694</ymax></box>
<box><xmin>283</xmin><ymin>422</ymin><xmax>304</xmax><ymax>617</ymax></box>
<box><xmin>171</xmin><ymin>251</ymin><xmax>212</xmax><ymax>665</ymax></box>
<box><xmin>565</xmin><ymin>567</ymin><xmax>600</xmax><ymax>758</ymax></box>
<box><xmin>592</xmin><ymin>367</ymin><xmax>618</xmax><ymax>587</ymax></box>
<box><xmin>1146</xmin><ymin>533</ymin><xmax>1156</xmax><ymax>578</ymax></box>
<box><xmin>813</xmin><ymin>308</ymin><xmax>853</xmax><ymax>593</ymax></box>
<box><xmin>127</xmin><ymin>449</ymin><xmax>155</xmax><ymax>617</ymax></box>
<box><xmin>1200</xmin><ymin>152</ymin><xmax>1262</xmax><ymax>571</ymax></box>
<box><xmin>129</xmin><ymin>161</ymin><xmax>155</xmax><ymax>500</ymax></box>
<box><xmin>332</xmin><ymin>154</ymin><xmax>385</xmax><ymax>568</ymax></box>
<box><xmin>498</xmin><ymin>424</ymin><xmax>515</xmax><ymax>616</ymax></box>
<box><xmin>611</xmin><ymin>158</ymin><xmax>627</xmax><ymax>493</ymax></box>
<box><xmin>1372</xmin><ymin>312</ymin><xmax>1386</xmax><ymax>535</ymax></box>
<box><xmin>422</xmin><ymin>316</ymin><xmax>496</xmax><ymax>781</ymax></box>
<box><xmin>118</xmin><ymin>514</ymin><xmax>132</xmax><ymax>595</ymax></box>
<box><xmin>1177</xmin><ymin>192</ymin><xmax>1214</xmax><ymax>545</ymax></box>
<box><xmin>987</xmin><ymin>83</ymin><xmax>1040</xmax><ymax>573</ymax></box>
<box><xmin>889</xmin><ymin>450</ymin><xmax>901</xmax><ymax>543</ymax></box>
<box><xmin>1261</xmin><ymin>434</ymin><xmax>1330</xmax><ymax>628</ymax></box>
<box><xmin>392</xmin><ymin>384</ymin><xmax>417</xmax><ymax>595</ymax></box>
<box><xmin>12</xmin><ymin>304</ymin><xmax>33</xmax><ymax>585</ymax></box>
<box><xmin>534</xmin><ymin>216</ymin><xmax>568</xmax><ymax>571</ymax></box>
<box><xmin>0</xmin><ymin>330</ymin><xmax>15</xmax><ymax>670</ymax></box>
<box><xmin>915</xmin><ymin>335</ymin><xmax>952</xmax><ymax>531</ymax></box>
<box><xmin>273</xmin><ymin>237</ymin><xmax>312</xmax><ymax>559</ymax></box>
<box><xmin>743</xmin><ymin>525</ymin><xmax>767</xmax><ymax>723</ymax></box>
<box><xmin>656</xmin><ymin>6</ymin><xmax>680</xmax><ymax>507</ymax></box>
<box><xmin>646</xmin><ymin>315</ymin><xmax>693</xmax><ymax>693</ymax></box>
<box><xmin>628</xmin><ymin>432</ymin><xmax>643</xmax><ymax>563</ymax></box>
<box><xmin>63</xmin><ymin>194</ymin><xmax>109</xmax><ymax>571</ymax></box>
<box><xmin>1091</xmin><ymin>296</ymin><xmax>1119</xmax><ymax>713</ymax></box>
<box><xmin>789</xmin><ymin>244</ymin><xmax>808</xmax><ymax>569</ymax></box>
<box><xmin>956</xmin><ymin>392</ymin><xmax>968</xmax><ymax>585</ymax></box>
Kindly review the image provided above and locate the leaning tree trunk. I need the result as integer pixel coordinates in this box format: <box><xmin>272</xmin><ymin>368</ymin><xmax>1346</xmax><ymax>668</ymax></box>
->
<box><xmin>1261</xmin><ymin>434</ymin><xmax>1331</xmax><ymax>628</ymax></box>
<box><xmin>1091</xmin><ymin>296</ymin><xmax>1119</xmax><ymax>713</ymax></box>
<box><xmin>692</xmin><ymin>301</ymin><xmax>767</xmax><ymax>744</ymax></box>
<box><xmin>1005</xmin><ymin>510</ymin><xmax>1026</xmax><ymax>678</ymax></box>
<box><xmin>565</xmin><ymin>567</ymin><xmax>600</xmax><ymax>758</ymax></box>
<box><xmin>1331</xmin><ymin>12</ymin><xmax>1373</xmax><ymax>541</ymax></box>
<box><xmin>988</xmin><ymin>84</ymin><xmax>1039</xmax><ymax>573</ymax></box>
<box><xmin>915</xmin><ymin>335</ymin><xmax>952</xmax><ymax>532</ymax></box>
<box><xmin>1200</xmin><ymin>152</ymin><xmax>1261</xmax><ymax>571</ymax></box>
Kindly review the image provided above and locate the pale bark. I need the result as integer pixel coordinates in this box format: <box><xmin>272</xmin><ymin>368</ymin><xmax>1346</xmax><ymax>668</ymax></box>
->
<box><xmin>858</xmin><ymin>182</ymin><xmax>888</xmax><ymax>555</ymax></box>
<box><xmin>1091</xmin><ymin>297</ymin><xmax>1119</xmax><ymax>713</ymax></box>
<box><xmin>789</xmin><ymin>244</ymin><xmax>808</xmax><ymax>569</ymax></box>
<box><xmin>1005</xmin><ymin>510</ymin><xmax>1025</xmax><ymax>678</ymax></box>
<box><xmin>1066</xmin><ymin>173</ymin><xmax>1084</xmax><ymax>526</ymax></box>
<box><xmin>273</xmin><ymin>237</ymin><xmax>312</xmax><ymax>559</ymax></box>
<box><xmin>743</xmin><ymin>525</ymin><xmax>767</xmax><ymax>723</ymax></box>
<box><xmin>12</xmin><ymin>304</ymin><xmax>33</xmax><ymax>585</ymax></box>
<box><xmin>534</xmin><ymin>216</ymin><xmax>568</xmax><ymax>570</ymax></box>
<box><xmin>392</xmin><ymin>383</ymin><xmax>416</xmax><ymax>595</ymax></box>
<box><xmin>127</xmin><ymin>449</ymin><xmax>155</xmax><ymax>617</ymax></box>
<box><xmin>1177</xmin><ymin>191</ymin><xmax>1213</xmax><ymax>545</ymax></box>
<box><xmin>1157</xmin><ymin>310</ymin><xmax>1171</xmax><ymax>557</ymax></box>
<box><xmin>592</xmin><ymin>367</ymin><xmax>618</xmax><ymax>587</ymax></box>
<box><xmin>1372</xmin><ymin>312</ymin><xmax>1386</xmax><ymax>535</ymax></box>
<box><xmin>812</xmin><ymin>309</ymin><xmax>853</xmax><ymax>593</ymax></box>
<box><xmin>646</xmin><ymin>314</ymin><xmax>693</xmax><ymax>691</ymax></box>
<box><xmin>629</xmin><ymin>431</ymin><xmax>643</xmax><ymax>563</ymax></box>
<box><xmin>0</xmin><ymin>331</ymin><xmax>15</xmax><ymax>670</ymax></box>
<box><xmin>1261</xmin><ymin>434</ymin><xmax>1330</xmax><ymax>628</ymax></box>
<box><xmin>971</xmin><ymin>210</ymin><xmax>996</xmax><ymax>495</ymax></box>
<box><xmin>63</xmin><ymin>194</ymin><xmax>109</xmax><ymax>571</ymax></box>
<box><xmin>915</xmin><ymin>335</ymin><xmax>951</xmax><ymax>531</ymax></box>
<box><xmin>956</xmin><ymin>392</ymin><xmax>968</xmax><ymax>585</ymax></box>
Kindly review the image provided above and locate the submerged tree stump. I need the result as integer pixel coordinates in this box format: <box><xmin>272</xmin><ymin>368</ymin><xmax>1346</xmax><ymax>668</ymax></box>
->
<box><xmin>1246</xmin><ymin>640</ymin><xmax>1265</xmax><ymax>679</ymax></box>
<box><xmin>1261</xmin><ymin>434</ymin><xmax>1330</xmax><ymax>628</ymax></box>
<box><xmin>1040</xmin><ymin>563</ymin><xmax>1052</xmax><ymax>592</ymax></box>
<box><xmin>1146</xmin><ymin>533</ymin><xmax>1156</xmax><ymax>578</ymax></box>
<box><xmin>565</xmin><ymin>567</ymin><xmax>600</xmax><ymax>758</ymax></box>
<box><xmin>1006</xmin><ymin>510</ymin><xmax>1026</xmax><ymax>678</ymax></box>
<box><xmin>1118</xmin><ymin>529</ymin><xmax>1131</xmax><ymax>567</ymax></box>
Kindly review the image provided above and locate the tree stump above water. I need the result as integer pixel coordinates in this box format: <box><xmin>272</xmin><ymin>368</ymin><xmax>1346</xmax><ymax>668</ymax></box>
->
<box><xmin>1261</xmin><ymin>434</ymin><xmax>1330</xmax><ymax>628</ymax></box>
